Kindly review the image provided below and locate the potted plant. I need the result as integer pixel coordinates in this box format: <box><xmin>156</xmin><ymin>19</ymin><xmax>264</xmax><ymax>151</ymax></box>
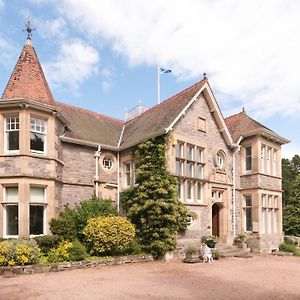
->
<box><xmin>203</xmin><ymin>235</ymin><xmax>218</xmax><ymax>248</ymax></box>
<box><xmin>233</xmin><ymin>234</ymin><xmax>247</xmax><ymax>249</ymax></box>
<box><xmin>183</xmin><ymin>246</ymin><xmax>200</xmax><ymax>263</ymax></box>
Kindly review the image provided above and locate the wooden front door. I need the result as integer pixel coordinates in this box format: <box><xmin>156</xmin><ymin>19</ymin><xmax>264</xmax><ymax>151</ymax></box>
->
<box><xmin>212</xmin><ymin>203</ymin><xmax>220</xmax><ymax>237</ymax></box>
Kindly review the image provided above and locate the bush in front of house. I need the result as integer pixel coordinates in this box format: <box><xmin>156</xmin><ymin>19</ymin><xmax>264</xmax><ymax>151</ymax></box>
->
<box><xmin>279</xmin><ymin>242</ymin><xmax>300</xmax><ymax>256</ymax></box>
<box><xmin>47</xmin><ymin>240</ymin><xmax>87</xmax><ymax>263</ymax></box>
<box><xmin>83</xmin><ymin>216</ymin><xmax>135</xmax><ymax>256</ymax></box>
<box><xmin>49</xmin><ymin>197</ymin><xmax>117</xmax><ymax>243</ymax></box>
<box><xmin>49</xmin><ymin>205</ymin><xmax>78</xmax><ymax>241</ymax></box>
<box><xmin>0</xmin><ymin>239</ymin><xmax>41</xmax><ymax>266</ymax></box>
<box><xmin>33</xmin><ymin>235</ymin><xmax>63</xmax><ymax>254</ymax></box>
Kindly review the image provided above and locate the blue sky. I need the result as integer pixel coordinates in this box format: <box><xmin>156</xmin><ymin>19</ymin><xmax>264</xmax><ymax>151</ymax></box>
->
<box><xmin>0</xmin><ymin>0</ymin><xmax>299</xmax><ymax>158</ymax></box>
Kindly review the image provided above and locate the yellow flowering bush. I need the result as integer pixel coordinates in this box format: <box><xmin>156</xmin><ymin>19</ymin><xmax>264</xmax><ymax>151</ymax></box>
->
<box><xmin>47</xmin><ymin>241</ymin><xmax>72</xmax><ymax>263</ymax></box>
<box><xmin>47</xmin><ymin>240</ymin><xmax>87</xmax><ymax>263</ymax></box>
<box><xmin>84</xmin><ymin>216</ymin><xmax>135</xmax><ymax>255</ymax></box>
<box><xmin>0</xmin><ymin>239</ymin><xmax>40</xmax><ymax>266</ymax></box>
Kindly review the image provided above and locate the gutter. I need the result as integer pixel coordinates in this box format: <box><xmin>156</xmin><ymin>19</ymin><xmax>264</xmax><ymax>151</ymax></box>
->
<box><xmin>59</xmin><ymin>136</ymin><xmax>118</xmax><ymax>151</ymax></box>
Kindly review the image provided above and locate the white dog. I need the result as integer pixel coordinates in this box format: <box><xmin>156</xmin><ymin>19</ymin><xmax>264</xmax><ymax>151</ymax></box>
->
<box><xmin>201</xmin><ymin>243</ymin><xmax>214</xmax><ymax>264</ymax></box>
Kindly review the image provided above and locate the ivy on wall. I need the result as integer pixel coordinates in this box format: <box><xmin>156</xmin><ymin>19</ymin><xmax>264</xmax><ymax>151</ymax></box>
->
<box><xmin>121</xmin><ymin>134</ymin><xmax>188</xmax><ymax>258</ymax></box>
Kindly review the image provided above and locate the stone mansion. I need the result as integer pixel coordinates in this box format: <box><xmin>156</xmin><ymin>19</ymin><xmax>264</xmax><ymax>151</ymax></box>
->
<box><xmin>0</xmin><ymin>37</ymin><xmax>289</xmax><ymax>252</ymax></box>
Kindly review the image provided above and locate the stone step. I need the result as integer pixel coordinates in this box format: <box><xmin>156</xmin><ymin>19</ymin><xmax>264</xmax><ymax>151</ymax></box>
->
<box><xmin>216</xmin><ymin>243</ymin><xmax>249</xmax><ymax>258</ymax></box>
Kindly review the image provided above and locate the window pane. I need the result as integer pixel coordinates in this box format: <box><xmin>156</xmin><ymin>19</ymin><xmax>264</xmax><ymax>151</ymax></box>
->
<box><xmin>30</xmin><ymin>205</ymin><xmax>44</xmax><ymax>235</ymax></box>
<box><xmin>7</xmin><ymin>131</ymin><xmax>19</xmax><ymax>151</ymax></box>
<box><xmin>30</xmin><ymin>187</ymin><xmax>45</xmax><ymax>202</ymax></box>
<box><xmin>245</xmin><ymin>196</ymin><xmax>252</xmax><ymax>206</ymax></box>
<box><xmin>6</xmin><ymin>187</ymin><xmax>18</xmax><ymax>202</ymax></box>
<box><xmin>245</xmin><ymin>207</ymin><xmax>252</xmax><ymax>231</ymax></box>
<box><xmin>6</xmin><ymin>205</ymin><xmax>18</xmax><ymax>235</ymax></box>
<box><xmin>30</xmin><ymin>132</ymin><xmax>44</xmax><ymax>151</ymax></box>
<box><xmin>197</xmin><ymin>182</ymin><xmax>202</xmax><ymax>201</ymax></box>
<box><xmin>245</xmin><ymin>146</ymin><xmax>252</xmax><ymax>171</ymax></box>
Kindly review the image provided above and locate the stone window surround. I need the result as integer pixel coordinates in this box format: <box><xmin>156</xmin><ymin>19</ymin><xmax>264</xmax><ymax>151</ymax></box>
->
<box><xmin>175</xmin><ymin>141</ymin><xmax>205</xmax><ymax>205</ymax></box>
<box><xmin>2</xmin><ymin>185</ymin><xmax>19</xmax><ymax>238</ymax></box>
<box><xmin>215</xmin><ymin>149</ymin><xmax>226</xmax><ymax>171</ymax></box>
<box><xmin>30</xmin><ymin>116</ymin><xmax>47</xmax><ymax>154</ymax></box>
<box><xmin>4</xmin><ymin>115</ymin><xmax>20</xmax><ymax>153</ymax></box>
<box><xmin>123</xmin><ymin>160</ymin><xmax>136</xmax><ymax>188</ymax></box>
<box><xmin>1</xmin><ymin>110</ymin><xmax>50</xmax><ymax>157</ymax></box>
<box><xmin>100</xmin><ymin>152</ymin><xmax>116</xmax><ymax>173</ymax></box>
<box><xmin>1</xmin><ymin>181</ymin><xmax>49</xmax><ymax>238</ymax></box>
<box><xmin>261</xmin><ymin>193</ymin><xmax>279</xmax><ymax>234</ymax></box>
<box><xmin>29</xmin><ymin>185</ymin><xmax>47</xmax><ymax>236</ymax></box>
<box><xmin>243</xmin><ymin>194</ymin><xmax>253</xmax><ymax>233</ymax></box>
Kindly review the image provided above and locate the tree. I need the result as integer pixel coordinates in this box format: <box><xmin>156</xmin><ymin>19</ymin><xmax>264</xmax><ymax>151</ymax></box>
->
<box><xmin>283</xmin><ymin>175</ymin><xmax>300</xmax><ymax>236</ymax></box>
<box><xmin>282</xmin><ymin>155</ymin><xmax>300</xmax><ymax>205</ymax></box>
<box><xmin>121</xmin><ymin>135</ymin><xmax>188</xmax><ymax>258</ymax></box>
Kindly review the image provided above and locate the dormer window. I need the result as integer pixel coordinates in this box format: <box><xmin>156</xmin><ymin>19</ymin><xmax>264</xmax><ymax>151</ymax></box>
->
<box><xmin>5</xmin><ymin>116</ymin><xmax>19</xmax><ymax>152</ymax></box>
<box><xmin>30</xmin><ymin>117</ymin><xmax>46</xmax><ymax>153</ymax></box>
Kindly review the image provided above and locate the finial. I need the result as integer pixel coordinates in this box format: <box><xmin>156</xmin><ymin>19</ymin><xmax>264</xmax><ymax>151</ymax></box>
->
<box><xmin>242</xmin><ymin>107</ymin><xmax>245</xmax><ymax>112</ymax></box>
<box><xmin>203</xmin><ymin>72</ymin><xmax>207</xmax><ymax>80</ymax></box>
<box><xmin>23</xmin><ymin>17</ymin><xmax>35</xmax><ymax>40</ymax></box>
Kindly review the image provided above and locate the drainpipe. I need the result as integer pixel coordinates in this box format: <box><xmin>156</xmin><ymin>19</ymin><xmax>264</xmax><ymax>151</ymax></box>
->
<box><xmin>94</xmin><ymin>145</ymin><xmax>101</xmax><ymax>198</ymax></box>
<box><xmin>232</xmin><ymin>136</ymin><xmax>243</xmax><ymax>237</ymax></box>
<box><xmin>117</xmin><ymin>151</ymin><xmax>120</xmax><ymax>213</ymax></box>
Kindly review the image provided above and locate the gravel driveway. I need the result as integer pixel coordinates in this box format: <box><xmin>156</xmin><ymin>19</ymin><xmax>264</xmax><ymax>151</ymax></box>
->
<box><xmin>0</xmin><ymin>254</ymin><xmax>299</xmax><ymax>300</ymax></box>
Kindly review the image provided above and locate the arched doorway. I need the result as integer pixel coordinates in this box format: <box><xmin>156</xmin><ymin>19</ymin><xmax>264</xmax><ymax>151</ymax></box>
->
<box><xmin>212</xmin><ymin>203</ymin><xmax>221</xmax><ymax>237</ymax></box>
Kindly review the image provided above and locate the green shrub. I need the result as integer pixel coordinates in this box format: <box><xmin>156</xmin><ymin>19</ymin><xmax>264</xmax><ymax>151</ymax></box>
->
<box><xmin>75</xmin><ymin>196</ymin><xmax>117</xmax><ymax>241</ymax></box>
<box><xmin>47</xmin><ymin>240</ymin><xmax>87</xmax><ymax>263</ymax></box>
<box><xmin>33</xmin><ymin>235</ymin><xmax>62</xmax><ymax>254</ymax></box>
<box><xmin>49</xmin><ymin>205</ymin><xmax>77</xmax><ymax>241</ymax></box>
<box><xmin>67</xmin><ymin>240</ymin><xmax>87</xmax><ymax>261</ymax></box>
<box><xmin>50</xmin><ymin>197</ymin><xmax>117</xmax><ymax>242</ymax></box>
<box><xmin>125</xmin><ymin>238</ymin><xmax>143</xmax><ymax>255</ymax></box>
<box><xmin>0</xmin><ymin>239</ymin><xmax>40</xmax><ymax>266</ymax></box>
<box><xmin>185</xmin><ymin>246</ymin><xmax>198</xmax><ymax>257</ymax></box>
<box><xmin>84</xmin><ymin>216</ymin><xmax>135</xmax><ymax>256</ymax></box>
<box><xmin>279</xmin><ymin>242</ymin><xmax>300</xmax><ymax>256</ymax></box>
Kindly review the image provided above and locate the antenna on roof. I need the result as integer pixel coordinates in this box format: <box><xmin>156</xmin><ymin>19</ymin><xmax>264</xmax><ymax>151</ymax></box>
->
<box><xmin>203</xmin><ymin>72</ymin><xmax>208</xmax><ymax>80</ymax></box>
<box><xmin>23</xmin><ymin>17</ymin><xmax>35</xmax><ymax>40</ymax></box>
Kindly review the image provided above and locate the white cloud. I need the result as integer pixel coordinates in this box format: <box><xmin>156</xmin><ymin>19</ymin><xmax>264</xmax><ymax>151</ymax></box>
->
<box><xmin>0</xmin><ymin>37</ymin><xmax>18</xmax><ymax>68</ymax></box>
<box><xmin>57</xmin><ymin>0</ymin><xmax>300</xmax><ymax>118</ymax></box>
<box><xmin>36</xmin><ymin>17</ymin><xmax>68</xmax><ymax>40</ymax></box>
<box><xmin>100</xmin><ymin>68</ymin><xmax>114</xmax><ymax>92</ymax></box>
<box><xmin>43</xmin><ymin>39</ymin><xmax>99</xmax><ymax>91</ymax></box>
<box><xmin>0</xmin><ymin>0</ymin><xmax>4</xmax><ymax>9</ymax></box>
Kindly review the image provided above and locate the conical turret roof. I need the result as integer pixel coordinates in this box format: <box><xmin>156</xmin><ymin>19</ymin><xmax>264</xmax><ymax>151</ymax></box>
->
<box><xmin>1</xmin><ymin>39</ymin><xmax>54</xmax><ymax>105</ymax></box>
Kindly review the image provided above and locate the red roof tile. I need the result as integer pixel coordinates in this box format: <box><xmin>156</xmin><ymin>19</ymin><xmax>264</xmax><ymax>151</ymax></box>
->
<box><xmin>1</xmin><ymin>41</ymin><xmax>54</xmax><ymax>105</ymax></box>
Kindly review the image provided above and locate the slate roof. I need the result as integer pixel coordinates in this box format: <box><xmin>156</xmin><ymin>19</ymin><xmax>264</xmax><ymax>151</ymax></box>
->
<box><xmin>56</xmin><ymin>102</ymin><xmax>123</xmax><ymax>147</ymax></box>
<box><xmin>119</xmin><ymin>80</ymin><xmax>207</xmax><ymax>149</ymax></box>
<box><xmin>224</xmin><ymin>109</ymin><xmax>289</xmax><ymax>144</ymax></box>
<box><xmin>2</xmin><ymin>40</ymin><xmax>55</xmax><ymax>105</ymax></box>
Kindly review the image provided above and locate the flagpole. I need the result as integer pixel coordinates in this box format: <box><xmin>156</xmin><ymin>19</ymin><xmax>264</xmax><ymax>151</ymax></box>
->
<box><xmin>157</xmin><ymin>64</ymin><xmax>160</xmax><ymax>104</ymax></box>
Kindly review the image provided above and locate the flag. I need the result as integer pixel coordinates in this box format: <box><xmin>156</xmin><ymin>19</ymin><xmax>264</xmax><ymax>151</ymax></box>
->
<box><xmin>160</xmin><ymin>67</ymin><xmax>171</xmax><ymax>74</ymax></box>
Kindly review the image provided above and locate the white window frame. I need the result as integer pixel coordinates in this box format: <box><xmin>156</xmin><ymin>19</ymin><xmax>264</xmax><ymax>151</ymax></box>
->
<box><xmin>29</xmin><ymin>186</ymin><xmax>47</xmax><ymax>237</ymax></box>
<box><xmin>272</xmin><ymin>149</ymin><xmax>277</xmax><ymax>176</ymax></box>
<box><xmin>103</xmin><ymin>156</ymin><xmax>113</xmax><ymax>170</ymax></box>
<box><xmin>4</xmin><ymin>116</ymin><xmax>20</xmax><ymax>154</ymax></box>
<box><xmin>30</xmin><ymin>117</ymin><xmax>47</xmax><ymax>154</ymax></box>
<box><xmin>243</xmin><ymin>195</ymin><xmax>252</xmax><ymax>232</ymax></box>
<box><xmin>3</xmin><ymin>186</ymin><xmax>19</xmax><ymax>238</ymax></box>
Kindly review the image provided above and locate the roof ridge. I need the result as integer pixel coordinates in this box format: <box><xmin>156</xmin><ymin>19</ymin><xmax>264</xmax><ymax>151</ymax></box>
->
<box><xmin>225</xmin><ymin>109</ymin><xmax>245</xmax><ymax>120</ymax></box>
<box><xmin>125</xmin><ymin>79</ymin><xmax>207</xmax><ymax>124</ymax></box>
<box><xmin>55</xmin><ymin>101</ymin><xmax>124</xmax><ymax>125</ymax></box>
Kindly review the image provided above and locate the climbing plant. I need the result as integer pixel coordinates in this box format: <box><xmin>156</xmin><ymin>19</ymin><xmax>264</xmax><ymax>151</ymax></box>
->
<box><xmin>121</xmin><ymin>134</ymin><xmax>188</xmax><ymax>258</ymax></box>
